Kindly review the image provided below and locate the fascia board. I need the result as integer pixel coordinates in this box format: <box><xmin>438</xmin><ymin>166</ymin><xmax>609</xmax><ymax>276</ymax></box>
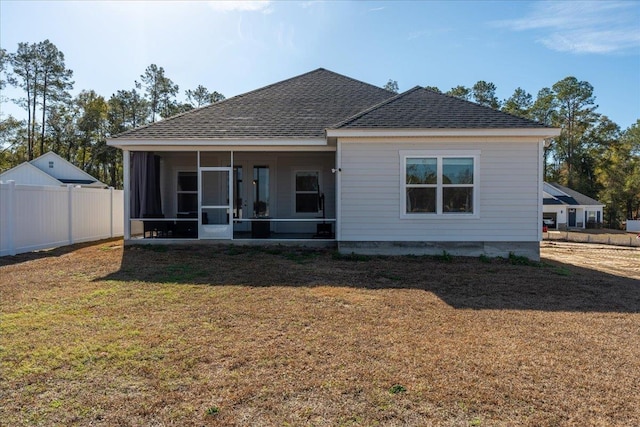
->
<box><xmin>326</xmin><ymin>128</ymin><xmax>562</xmax><ymax>138</ymax></box>
<box><xmin>106</xmin><ymin>144</ymin><xmax>335</xmax><ymax>152</ymax></box>
<box><xmin>107</xmin><ymin>138</ymin><xmax>327</xmax><ymax>148</ymax></box>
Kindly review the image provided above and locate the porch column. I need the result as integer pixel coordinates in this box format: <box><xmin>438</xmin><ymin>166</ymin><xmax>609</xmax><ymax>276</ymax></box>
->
<box><xmin>123</xmin><ymin>149</ymin><xmax>131</xmax><ymax>240</ymax></box>
<box><xmin>335</xmin><ymin>141</ymin><xmax>342</xmax><ymax>241</ymax></box>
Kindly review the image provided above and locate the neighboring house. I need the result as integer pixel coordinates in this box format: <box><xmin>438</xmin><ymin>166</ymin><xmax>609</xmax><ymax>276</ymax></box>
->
<box><xmin>107</xmin><ymin>68</ymin><xmax>559</xmax><ymax>260</ymax></box>
<box><xmin>0</xmin><ymin>151</ymin><xmax>107</xmax><ymax>188</ymax></box>
<box><xmin>543</xmin><ymin>182</ymin><xmax>604</xmax><ymax>230</ymax></box>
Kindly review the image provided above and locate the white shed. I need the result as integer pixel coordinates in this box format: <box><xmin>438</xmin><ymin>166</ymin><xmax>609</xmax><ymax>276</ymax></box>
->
<box><xmin>0</xmin><ymin>152</ymin><xmax>106</xmax><ymax>188</ymax></box>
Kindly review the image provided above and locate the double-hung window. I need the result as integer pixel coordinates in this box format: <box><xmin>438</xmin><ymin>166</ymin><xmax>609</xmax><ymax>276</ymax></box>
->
<box><xmin>295</xmin><ymin>171</ymin><xmax>320</xmax><ymax>213</ymax></box>
<box><xmin>401</xmin><ymin>151</ymin><xmax>478</xmax><ymax>217</ymax></box>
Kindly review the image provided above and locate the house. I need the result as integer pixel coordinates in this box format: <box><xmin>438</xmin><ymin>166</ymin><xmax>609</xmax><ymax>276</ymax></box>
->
<box><xmin>0</xmin><ymin>151</ymin><xmax>107</xmax><ymax>188</ymax></box>
<box><xmin>107</xmin><ymin>68</ymin><xmax>560</xmax><ymax>260</ymax></box>
<box><xmin>543</xmin><ymin>182</ymin><xmax>604</xmax><ymax>230</ymax></box>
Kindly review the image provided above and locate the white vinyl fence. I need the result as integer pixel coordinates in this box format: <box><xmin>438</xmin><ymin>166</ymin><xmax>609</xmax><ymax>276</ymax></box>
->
<box><xmin>544</xmin><ymin>230</ymin><xmax>640</xmax><ymax>248</ymax></box>
<box><xmin>0</xmin><ymin>181</ymin><xmax>123</xmax><ymax>256</ymax></box>
<box><xmin>627</xmin><ymin>220</ymin><xmax>640</xmax><ymax>233</ymax></box>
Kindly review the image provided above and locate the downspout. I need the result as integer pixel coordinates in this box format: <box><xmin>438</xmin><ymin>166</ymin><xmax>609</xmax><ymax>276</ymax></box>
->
<box><xmin>123</xmin><ymin>150</ymin><xmax>131</xmax><ymax>240</ymax></box>
<box><xmin>538</xmin><ymin>139</ymin><xmax>544</xmax><ymax>241</ymax></box>
<box><xmin>197</xmin><ymin>150</ymin><xmax>201</xmax><ymax>240</ymax></box>
<box><xmin>230</xmin><ymin>150</ymin><xmax>234</xmax><ymax>240</ymax></box>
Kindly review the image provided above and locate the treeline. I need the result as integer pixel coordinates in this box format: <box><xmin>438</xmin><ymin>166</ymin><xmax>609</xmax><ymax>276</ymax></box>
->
<box><xmin>384</xmin><ymin>78</ymin><xmax>640</xmax><ymax>227</ymax></box>
<box><xmin>0</xmin><ymin>40</ymin><xmax>224</xmax><ymax>188</ymax></box>
<box><xmin>0</xmin><ymin>40</ymin><xmax>637</xmax><ymax>227</ymax></box>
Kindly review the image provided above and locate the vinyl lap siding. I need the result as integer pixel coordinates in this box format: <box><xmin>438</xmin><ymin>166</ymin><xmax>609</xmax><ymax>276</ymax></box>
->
<box><xmin>339</xmin><ymin>139</ymin><xmax>541</xmax><ymax>242</ymax></box>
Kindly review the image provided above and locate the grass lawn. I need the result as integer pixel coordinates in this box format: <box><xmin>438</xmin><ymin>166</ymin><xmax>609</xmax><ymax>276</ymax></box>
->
<box><xmin>1</xmin><ymin>240</ymin><xmax>638</xmax><ymax>426</ymax></box>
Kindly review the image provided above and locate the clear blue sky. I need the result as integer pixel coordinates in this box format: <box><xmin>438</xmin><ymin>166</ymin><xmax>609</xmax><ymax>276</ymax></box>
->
<box><xmin>1</xmin><ymin>0</ymin><xmax>639</xmax><ymax>129</ymax></box>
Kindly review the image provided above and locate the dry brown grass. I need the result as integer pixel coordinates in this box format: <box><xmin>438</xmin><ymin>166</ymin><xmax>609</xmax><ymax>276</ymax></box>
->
<box><xmin>1</xmin><ymin>240</ymin><xmax>639</xmax><ymax>426</ymax></box>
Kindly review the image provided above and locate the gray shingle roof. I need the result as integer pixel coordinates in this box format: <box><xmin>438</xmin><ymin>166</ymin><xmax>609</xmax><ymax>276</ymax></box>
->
<box><xmin>543</xmin><ymin>198</ymin><xmax>564</xmax><ymax>205</ymax></box>
<box><xmin>112</xmin><ymin>68</ymin><xmax>395</xmax><ymax>140</ymax></box>
<box><xmin>547</xmin><ymin>182</ymin><xmax>603</xmax><ymax>206</ymax></box>
<box><xmin>334</xmin><ymin>86</ymin><xmax>548</xmax><ymax>129</ymax></box>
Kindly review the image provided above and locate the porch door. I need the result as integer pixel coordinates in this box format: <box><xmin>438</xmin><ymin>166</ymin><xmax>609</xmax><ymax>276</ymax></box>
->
<box><xmin>568</xmin><ymin>208</ymin><xmax>577</xmax><ymax>228</ymax></box>
<box><xmin>199</xmin><ymin>167</ymin><xmax>232</xmax><ymax>239</ymax></box>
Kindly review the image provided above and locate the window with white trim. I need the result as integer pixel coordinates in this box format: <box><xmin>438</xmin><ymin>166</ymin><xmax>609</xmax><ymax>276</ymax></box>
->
<box><xmin>295</xmin><ymin>170</ymin><xmax>320</xmax><ymax>213</ymax></box>
<box><xmin>402</xmin><ymin>152</ymin><xmax>478</xmax><ymax>216</ymax></box>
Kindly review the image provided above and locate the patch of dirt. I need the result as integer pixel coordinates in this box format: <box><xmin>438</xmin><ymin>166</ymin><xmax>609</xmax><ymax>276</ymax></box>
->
<box><xmin>542</xmin><ymin>241</ymin><xmax>640</xmax><ymax>280</ymax></box>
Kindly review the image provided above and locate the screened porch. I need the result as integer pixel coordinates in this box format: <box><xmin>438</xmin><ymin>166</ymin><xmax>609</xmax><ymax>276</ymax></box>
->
<box><xmin>126</xmin><ymin>150</ymin><xmax>337</xmax><ymax>241</ymax></box>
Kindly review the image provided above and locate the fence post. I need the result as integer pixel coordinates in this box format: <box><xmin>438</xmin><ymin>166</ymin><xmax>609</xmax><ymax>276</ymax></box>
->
<box><xmin>6</xmin><ymin>181</ymin><xmax>16</xmax><ymax>256</ymax></box>
<box><xmin>68</xmin><ymin>184</ymin><xmax>74</xmax><ymax>245</ymax></box>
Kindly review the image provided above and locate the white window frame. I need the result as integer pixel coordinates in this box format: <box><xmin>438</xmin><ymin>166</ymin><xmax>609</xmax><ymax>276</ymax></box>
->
<box><xmin>400</xmin><ymin>150</ymin><xmax>480</xmax><ymax>219</ymax></box>
<box><xmin>292</xmin><ymin>169</ymin><xmax>322</xmax><ymax>216</ymax></box>
<box><xmin>176</xmin><ymin>170</ymin><xmax>198</xmax><ymax>214</ymax></box>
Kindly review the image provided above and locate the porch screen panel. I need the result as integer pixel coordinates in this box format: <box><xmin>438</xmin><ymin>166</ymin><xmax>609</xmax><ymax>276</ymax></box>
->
<box><xmin>296</xmin><ymin>171</ymin><xmax>320</xmax><ymax>213</ymax></box>
<box><xmin>177</xmin><ymin>171</ymin><xmax>197</xmax><ymax>214</ymax></box>
<box><xmin>253</xmin><ymin>166</ymin><xmax>269</xmax><ymax>217</ymax></box>
<box><xmin>202</xmin><ymin>171</ymin><xmax>227</xmax><ymax>206</ymax></box>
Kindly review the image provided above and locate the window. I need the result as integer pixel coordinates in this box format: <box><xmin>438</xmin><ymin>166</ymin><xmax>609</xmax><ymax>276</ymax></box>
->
<box><xmin>295</xmin><ymin>171</ymin><xmax>320</xmax><ymax>213</ymax></box>
<box><xmin>402</xmin><ymin>152</ymin><xmax>478</xmax><ymax>217</ymax></box>
<box><xmin>586</xmin><ymin>210</ymin><xmax>600</xmax><ymax>226</ymax></box>
<box><xmin>177</xmin><ymin>171</ymin><xmax>197</xmax><ymax>213</ymax></box>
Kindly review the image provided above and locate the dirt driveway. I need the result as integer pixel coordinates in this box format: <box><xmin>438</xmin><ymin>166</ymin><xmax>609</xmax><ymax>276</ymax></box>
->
<box><xmin>541</xmin><ymin>240</ymin><xmax>640</xmax><ymax>280</ymax></box>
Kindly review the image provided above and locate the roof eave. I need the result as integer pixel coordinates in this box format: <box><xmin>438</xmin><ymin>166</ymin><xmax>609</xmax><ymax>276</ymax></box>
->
<box><xmin>325</xmin><ymin>128</ymin><xmax>562</xmax><ymax>138</ymax></box>
<box><xmin>107</xmin><ymin>137</ymin><xmax>327</xmax><ymax>148</ymax></box>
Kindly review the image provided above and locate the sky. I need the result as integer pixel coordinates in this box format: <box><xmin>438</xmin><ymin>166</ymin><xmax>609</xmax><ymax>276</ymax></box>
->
<box><xmin>1</xmin><ymin>0</ymin><xmax>639</xmax><ymax>130</ymax></box>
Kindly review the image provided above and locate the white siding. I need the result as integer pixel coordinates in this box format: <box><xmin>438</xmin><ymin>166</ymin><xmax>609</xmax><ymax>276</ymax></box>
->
<box><xmin>31</xmin><ymin>152</ymin><xmax>101</xmax><ymax>184</ymax></box>
<box><xmin>338</xmin><ymin>138</ymin><xmax>541</xmax><ymax>242</ymax></box>
<box><xmin>0</xmin><ymin>163</ymin><xmax>62</xmax><ymax>186</ymax></box>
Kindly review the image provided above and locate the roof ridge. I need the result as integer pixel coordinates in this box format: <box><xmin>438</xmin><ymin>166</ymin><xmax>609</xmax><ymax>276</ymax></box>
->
<box><xmin>335</xmin><ymin>85</ymin><xmax>552</xmax><ymax>130</ymax></box>
<box><xmin>548</xmin><ymin>182</ymin><xmax>603</xmax><ymax>205</ymax></box>
<box><xmin>428</xmin><ymin>88</ymin><xmax>547</xmax><ymax>127</ymax></box>
<box><xmin>114</xmin><ymin>68</ymin><xmax>392</xmax><ymax>138</ymax></box>
<box><xmin>315</xmin><ymin>68</ymin><xmax>397</xmax><ymax>96</ymax></box>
